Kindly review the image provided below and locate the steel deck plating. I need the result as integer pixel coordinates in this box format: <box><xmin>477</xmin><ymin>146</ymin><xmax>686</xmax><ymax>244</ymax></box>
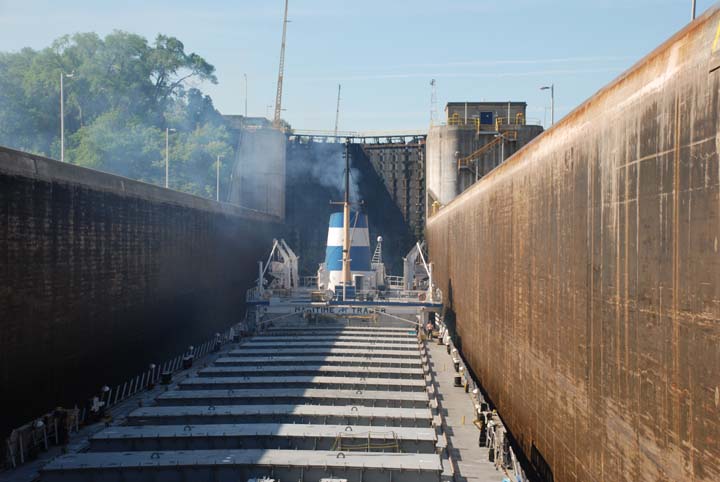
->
<box><xmin>213</xmin><ymin>355</ymin><xmax>422</xmax><ymax>367</ymax></box>
<box><xmin>36</xmin><ymin>321</ymin><xmax>442</xmax><ymax>482</ymax></box>
<box><xmin>155</xmin><ymin>388</ymin><xmax>430</xmax><ymax>408</ymax></box>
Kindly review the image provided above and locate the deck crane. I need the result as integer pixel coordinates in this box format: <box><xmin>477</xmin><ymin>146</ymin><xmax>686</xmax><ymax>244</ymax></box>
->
<box><xmin>273</xmin><ymin>0</ymin><xmax>289</xmax><ymax>129</ymax></box>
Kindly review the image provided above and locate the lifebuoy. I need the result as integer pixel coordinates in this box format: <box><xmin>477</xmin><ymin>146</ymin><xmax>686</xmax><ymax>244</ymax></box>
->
<box><xmin>418</xmin><ymin>292</ymin><xmax>426</xmax><ymax>301</ymax></box>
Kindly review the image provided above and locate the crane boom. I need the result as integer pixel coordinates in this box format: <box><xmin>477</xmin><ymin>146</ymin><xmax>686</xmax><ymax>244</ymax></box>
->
<box><xmin>273</xmin><ymin>0</ymin><xmax>289</xmax><ymax>128</ymax></box>
<box><xmin>334</xmin><ymin>84</ymin><xmax>341</xmax><ymax>136</ymax></box>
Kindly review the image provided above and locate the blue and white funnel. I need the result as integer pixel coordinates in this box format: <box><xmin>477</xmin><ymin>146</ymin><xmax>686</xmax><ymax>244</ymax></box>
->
<box><xmin>325</xmin><ymin>211</ymin><xmax>372</xmax><ymax>292</ymax></box>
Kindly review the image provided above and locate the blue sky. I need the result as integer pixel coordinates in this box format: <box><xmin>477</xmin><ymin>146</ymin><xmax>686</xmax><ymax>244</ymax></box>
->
<box><xmin>0</xmin><ymin>0</ymin><xmax>715</xmax><ymax>131</ymax></box>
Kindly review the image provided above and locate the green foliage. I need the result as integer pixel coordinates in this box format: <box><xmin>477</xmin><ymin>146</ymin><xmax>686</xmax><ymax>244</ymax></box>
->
<box><xmin>168</xmin><ymin>123</ymin><xmax>234</xmax><ymax>197</ymax></box>
<box><xmin>69</xmin><ymin>110</ymin><xmax>164</xmax><ymax>183</ymax></box>
<box><xmin>0</xmin><ymin>31</ymin><xmax>234</xmax><ymax>200</ymax></box>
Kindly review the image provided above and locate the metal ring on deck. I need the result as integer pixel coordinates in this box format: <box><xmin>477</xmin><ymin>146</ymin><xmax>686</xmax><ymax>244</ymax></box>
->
<box><xmin>183</xmin><ymin>425</ymin><xmax>192</xmax><ymax>431</ymax></box>
<box><xmin>150</xmin><ymin>452</ymin><xmax>160</xmax><ymax>459</ymax></box>
<box><xmin>345</xmin><ymin>426</ymin><xmax>353</xmax><ymax>432</ymax></box>
<box><xmin>336</xmin><ymin>452</ymin><xmax>346</xmax><ymax>459</ymax></box>
<box><xmin>350</xmin><ymin>406</ymin><xmax>358</xmax><ymax>412</ymax></box>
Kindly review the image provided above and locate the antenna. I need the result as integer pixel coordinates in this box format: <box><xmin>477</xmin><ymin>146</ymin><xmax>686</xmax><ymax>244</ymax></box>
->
<box><xmin>430</xmin><ymin>79</ymin><xmax>438</xmax><ymax>126</ymax></box>
<box><xmin>273</xmin><ymin>0</ymin><xmax>289</xmax><ymax>128</ymax></box>
<box><xmin>334</xmin><ymin>84</ymin><xmax>341</xmax><ymax>137</ymax></box>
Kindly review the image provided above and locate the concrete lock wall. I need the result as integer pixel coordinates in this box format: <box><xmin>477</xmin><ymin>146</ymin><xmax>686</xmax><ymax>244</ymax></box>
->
<box><xmin>0</xmin><ymin>146</ymin><xmax>279</xmax><ymax>437</ymax></box>
<box><xmin>228</xmin><ymin>127</ymin><xmax>286</xmax><ymax>220</ymax></box>
<box><xmin>427</xmin><ymin>9</ymin><xmax>720</xmax><ymax>482</ymax></box>
<box><xmin>426</xmin><ymin>125</ymin><xmax>464</xmax><ymax>205</ymax></box>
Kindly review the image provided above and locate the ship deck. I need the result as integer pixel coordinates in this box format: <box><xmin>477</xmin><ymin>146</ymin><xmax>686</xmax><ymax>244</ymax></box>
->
<box><xmin>1</xmin><ymin>318</ymin><xmax>518</xmax><ymax>482</ymax></box>
<box><xmin>35</xmin><ymin>320</ymin><xmax>445</xmax><ymax>482</ymax></box>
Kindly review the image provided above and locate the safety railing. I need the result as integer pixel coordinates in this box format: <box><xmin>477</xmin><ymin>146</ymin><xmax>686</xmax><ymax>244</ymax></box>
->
<box><xmin>385</xmin><ymin>276</ymin><xmax>405</xmax><ymax>289</ymax></box>
<box><xmin>3</xmin><ymin>325</ymin><xmax>241</xmax><ymax>470</ymax></box>
<box><xmin>301</xmin><ymin>276</ymin><xmax>318</xmax><ymax>287</ymax></box>
<box><xmin>457</xmin><ymin>131</ymin><xmax>518</xmax><ymax>171</ymax></box>
<box><xmin>447</xmin><ymin>114</ymin><xmax>481</xmax><ymax>131</ymax></box>
<box><xmin>494</xmin><ymin>113</ymin><xmax>525</xmax><ymax>130</ymax></box>
<box><xmin>353</xmin><ymin>289</ymin><xmax>436</xmax><ymax>304</ymax></box>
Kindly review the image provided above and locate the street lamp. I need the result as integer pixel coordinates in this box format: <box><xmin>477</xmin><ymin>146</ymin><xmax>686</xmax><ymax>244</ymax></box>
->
<box><xmin>60</xmin><ymin>71</ymin><xmax>74</xmax><ymax>162</ymax></box>
<box><xmin>540</xmin><ymin>84</ymin><xmax>554</xmax><ymax>127</ymax></box>
<box><xmin>216</xmin><ymin>155</ymin><xmax>223</xmax><ymax>202</ymax></box>
<box><xmin>165</xmin><ymin>128</ymin><xmax>176</xmax><ymax>188</ymax></box>
<box><xmin>691</xmin><ymin>0</ymin><xmax>696</xmax><ymax>20</ymax></box>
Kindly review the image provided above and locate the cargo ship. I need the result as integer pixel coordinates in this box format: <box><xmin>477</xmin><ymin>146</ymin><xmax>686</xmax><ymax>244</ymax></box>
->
<box><xmin>245</xmin><ymin>142</ymin><xmax>442</xmax><ymax>330</ymax></box>
<box><xmin>2</xmin><ymin>143</ymin><xmax>526</xmax><ymax>482</ymax></box>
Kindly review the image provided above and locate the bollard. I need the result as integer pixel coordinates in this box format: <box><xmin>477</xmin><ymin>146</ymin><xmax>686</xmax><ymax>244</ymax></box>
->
<box><xmin>182</xmin><ymin>355</ymin><xmax>193</xmax><ymax>369</ymax></box>
<box><xmin>479</xmin><ymin>422</ymin><xmax>487</xmax><ymax>447</ymax></box>
<box><xmin>453</xmin><ymin>359</ymin><xmax>460</xmax><ymax>372</ymax></box>
<box><xmin>454</xmin><ymin>375</ymin><xmax>462</xmax><ymax>387</ymax></box>
<box><xmin>160</xmin><ymin>371</ymin><xmax>172</xmax><ymax>385</ymax></box>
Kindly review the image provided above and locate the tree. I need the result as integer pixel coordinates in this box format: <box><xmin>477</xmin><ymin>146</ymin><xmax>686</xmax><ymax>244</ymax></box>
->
<box><xmin>0</xmin><ymin>31</ymin><xmax>234</xmax><ymax>200</ymax></box>
<box><xmin>170</xmin><ymin>123</ymin><xmax>234</xmax><ymax>197</ymax></box>
<box><xmin>147</xmin><ymin>35</ymin><xmax>217</xmax><ymax>114</ymax></box>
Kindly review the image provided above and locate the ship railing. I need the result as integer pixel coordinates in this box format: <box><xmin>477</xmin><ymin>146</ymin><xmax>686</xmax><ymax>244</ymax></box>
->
<box><xmin>385</xmin><ymin>276</ymin><xmax>405</xmax><ymax>289</ymax></box>
<box><xmin>355</xmin><ymin>289</ymin><xmax>436</xmax><ymax>303</ymax></box>
<box><xmin>3</xmin><ymin>323</ymin><xmax>246</xmax><ymax>470</ymax></box>
<box><xmin>246</xmin><ymin>287</ymin><xmax>263</xmax><ymax>302</ymax></box>
<box><xmin>300</xmin><ymin>276</ymin><xmax>318</xmax><ymax>287</ymax></box>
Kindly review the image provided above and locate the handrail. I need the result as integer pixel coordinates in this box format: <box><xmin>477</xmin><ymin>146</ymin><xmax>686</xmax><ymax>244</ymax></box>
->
<box><xmin>290</xmin><ymin>129</ymin><xmax>427</xmax><ymax>138</ymax></box>
<box><xmin>457</xmin><ymin>137</ymin><xmax>503</xmax><ymax>170</ymax></box>
<box><xmin>447</xmin><ymin>114</ymin><xmax>481</xmax><ymax>131</ymax></box>
<box><xmin>457</xmin><ymin>131</ymin><xmax>519</xmax><ymax>170</ymax></box>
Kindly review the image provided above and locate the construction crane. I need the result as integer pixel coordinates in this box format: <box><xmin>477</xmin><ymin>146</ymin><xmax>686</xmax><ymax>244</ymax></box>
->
<box><xmin>430</xmin><ymin>79</ymin><xmax>438</xmax><ymax>126</ymax></box>
<box><xmin>334</xmin><ymin>84</ymin><xmax>341</xmax><ymax>136</ymax></box>
<box><xmin>273</xmin><ymin>0</ymin><xmax>289</xmax><ymax>129</ymax></box>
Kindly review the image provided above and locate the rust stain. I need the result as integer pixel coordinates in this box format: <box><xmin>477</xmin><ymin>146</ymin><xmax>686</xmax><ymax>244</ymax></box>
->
<box><xmin>427</xmin><ymin>7</ymin><xmax>720</xmax><ymax>482</ymax></box>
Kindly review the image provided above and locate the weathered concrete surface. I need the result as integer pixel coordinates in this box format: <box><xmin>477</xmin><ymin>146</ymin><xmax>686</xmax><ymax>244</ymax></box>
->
<box><xmin>427</xmin><ymin>9</ymin><xmax>720</xmax><ymax>482</ymax></box>
<box><xmin>0</xmin><ymin>146</ymin><xmax>279</xmax><ymax>438</ymax></box>
<box><xmin>228</xmin><ymin>126</ymin><xmax>286</xmax><ymax>220</ymax></box>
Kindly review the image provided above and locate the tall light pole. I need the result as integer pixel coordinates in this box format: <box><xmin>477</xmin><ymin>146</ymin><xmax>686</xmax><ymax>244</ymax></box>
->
<box><xmin>216</xmin><ymin>155</ymin><xmax>223</xmax><ymax>202</ymax></box>
<box><xmin>60</xmin><ymin>71</ymin><xmax>74</xmax><ymax>162</ymax></box>
<box><xmin>244</xmin><ymin>73</ymin><xmax>248</xmax><ymax>117</ymax></box>
<box><xmin>495</xmin><ymin>132</ymin><xmax>508</xmax><ymax>172</ymax></box>
<box><xmin>691</xmin><ymin>0</ymin><xmax>696</xmax><ymax>20</ymax></box>
<box><xmin>165</xmin><ymin>128</ymin><xmax>176</xmax><ymax>188</ymax></box>
<box><xmin>540</xmin><ymin>84</ymin><xmax>554</xmax><ymax>126</ymax></box>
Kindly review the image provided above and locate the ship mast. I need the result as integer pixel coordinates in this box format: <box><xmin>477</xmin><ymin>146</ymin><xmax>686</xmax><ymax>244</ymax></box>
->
<box><xmin>342</xmin><ymin>140</ymin><xmax>351</xmax><ymax>301</ymax></box>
